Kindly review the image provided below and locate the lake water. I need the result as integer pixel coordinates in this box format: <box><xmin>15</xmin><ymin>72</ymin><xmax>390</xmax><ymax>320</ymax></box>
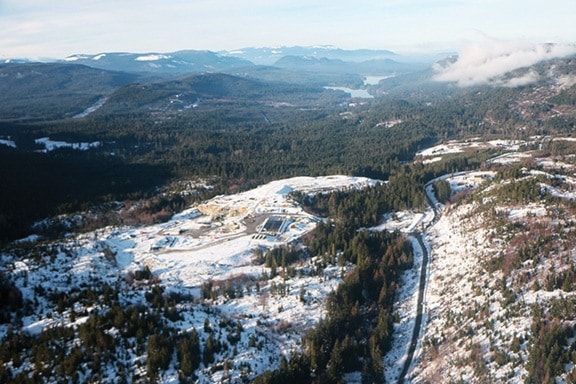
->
<box><xmin>325</xmin><ymin>86</ymin><xmax>373</xmax><ymax>99</ymax></box>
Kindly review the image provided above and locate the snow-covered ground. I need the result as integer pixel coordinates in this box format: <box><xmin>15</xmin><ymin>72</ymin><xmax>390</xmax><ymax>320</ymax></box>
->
<box><xmin>34</xmin><ymin>136</ymin><xmax>102</xmax><ymax>152</ymax></box>
<box><xmin>407</xmin><ymin>157</ymin><xmax>576</xmax><ymax>383</ymax></box>
<box><xmin>371</xmin><ymin>210</ymin><xmax>427</xmax><ymax>234</ymax></box>
<box><xmin>73</xmin><ymin>97</ymin><xmax>108</xmax><ymax>118</ymax></box>
<box><xmin>0</xmin><ymin>138</ymin><xmax>16</xmax><ymax>148</ymax></box>
<box><xmin>488</xmin><ymin>152</ymin><xmax>532</xmax><ymax>165</ymax></box>
<box><xmin>136</xmin><ymin>54</ymin><xmax>172</xmax><ymax>61</ymax></box>
<box><xmin>416</xmin><ymin>138</ymin><xmax>535</xmax><ymax>165</ymax></box>
<box><xmin>416</xmin><ymin>139</ymin><xmax>525</xmax><ymax>158</ymax></box>
<box><xmin>100</xmin><ymin>176</ymin><xmax>379</xmax><ymax>288</ymax></box>
<box><xmin>379</xmin><ymin>171</ymin><xmax>493</xmax><ymax>383</ymax></box>
<box><xmin>383</xmin><ymin>234</ymin><xmax>425</xmax><ymax>382</ymax></box>
<box><xmin>6</xmin><ymin>134</ymin><xmax>576</xmax><ymax>382</ymax></box>
<box><xmin>1</xmin><ymin>175</ymin><xmax>380</xmax><ymax>383</ymax></box>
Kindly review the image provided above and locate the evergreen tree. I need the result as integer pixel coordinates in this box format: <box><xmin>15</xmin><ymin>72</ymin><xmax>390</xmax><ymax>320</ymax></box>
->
<box><xmin>177</xmin><ymin>329</ymin><xmax>201</xmax><ymax>377</ymax></box>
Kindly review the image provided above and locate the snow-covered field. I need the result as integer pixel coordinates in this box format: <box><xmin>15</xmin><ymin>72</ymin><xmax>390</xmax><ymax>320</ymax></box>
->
<box><xmin>416</xmin><ymin>139</ymin><xmax>525</xmax><ymax>159</ymax></box>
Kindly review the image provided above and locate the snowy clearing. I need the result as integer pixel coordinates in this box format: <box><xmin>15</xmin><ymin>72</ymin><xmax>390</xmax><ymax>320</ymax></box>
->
<box><xmin>34</xmin><ymin>137</ymin><xmax>102</xmax><ymax>152</ymax></box>
<box><xmin>416</xmin><ymin>138</ymin><xmax>529</xmax><ymax>161</ymax></box>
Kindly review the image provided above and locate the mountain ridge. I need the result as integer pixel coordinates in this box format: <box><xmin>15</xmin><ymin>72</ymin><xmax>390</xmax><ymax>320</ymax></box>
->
<box><xmin>61</xmin><ymin>50</ymin><xmax>254</xmax><ymax>74</ymax></box>
<box><xmin>53</xmin><ymin>46</ymin><xmax>430</xmax><ymax>75</ymax></box>
<box><xmin>0</xmin><ymin>62</ymin><xmax>139</xmax><ymax>120</ymax></box>
<box><xmin>219</xmin><ymin>45</ymin><xmax>400</xmax><ymax>65</ymax></box>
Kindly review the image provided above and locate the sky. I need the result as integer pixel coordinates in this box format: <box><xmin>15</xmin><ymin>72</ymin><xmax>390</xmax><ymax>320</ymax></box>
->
<box><xmin>0</xmin><ymin>0</ymin><xmax>575</xmax><ymax>59</ymax></box>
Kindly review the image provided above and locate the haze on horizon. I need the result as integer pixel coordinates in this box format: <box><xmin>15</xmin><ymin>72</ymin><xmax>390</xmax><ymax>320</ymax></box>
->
<box><xmin>1</xmin><ymin>0</ymin><xmax>575</xmax><ymax>60</ymax></box>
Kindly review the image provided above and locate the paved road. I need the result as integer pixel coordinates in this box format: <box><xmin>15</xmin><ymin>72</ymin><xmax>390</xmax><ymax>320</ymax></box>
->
<box><xmin>397</xmin><ymin>182</ymin><xmax>440</xmax><ymax>384</ymax></box>
<box><xmin>397</xmin><ymin>233</ymin><xmax>429</xmax><ymax>384</ymax></box>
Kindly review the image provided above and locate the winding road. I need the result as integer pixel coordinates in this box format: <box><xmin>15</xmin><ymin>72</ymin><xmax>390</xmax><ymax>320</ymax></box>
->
<box><xmin>397</xmin><ymin>182</ymin><xmax>441</xmax><ymax>384</ymax></box>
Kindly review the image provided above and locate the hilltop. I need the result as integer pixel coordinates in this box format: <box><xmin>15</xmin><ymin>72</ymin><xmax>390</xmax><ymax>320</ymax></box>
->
<box><xmin>405</xmin><ymin>137</ymin><xmax>576</xmax><ymax>383</ymax></box>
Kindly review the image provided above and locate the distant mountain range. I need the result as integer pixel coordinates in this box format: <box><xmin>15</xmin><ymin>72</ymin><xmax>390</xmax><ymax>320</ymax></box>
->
<box><xmin>0</xmin><ymin>62</ymin><xmax>348</xmax><ymax>120</ymax></box>
<box><xmin>62</xmin><ymin>50</ymin><xmax>254</xmax><ymax>74</ymax></box>
<box><xmin>2</xmin><ymin>44</ymin><xmax>574</xmax><ymax>121</ymax></box>
<box><xmin>55</xmin><ymin>46</ymin><xmax>430</xmax><ymax>76</ymax></box>
<box><xmin>273</xmin><ymin>55</ymin><xmax>427</xmax><ymax>75</ymax></box>
<box><xmin>219</xmin><ymin>45</ymin><xmax>401</xmax><ymax>65</ymax></box>
<box><xmin>1</xmin><ymin>46</ymin><xmax>431</xmax><ymax>120</ymax></box>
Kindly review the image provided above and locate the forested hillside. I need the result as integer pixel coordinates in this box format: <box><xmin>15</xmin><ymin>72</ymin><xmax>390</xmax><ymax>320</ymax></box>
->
<box><xmin>1</xmin><ymin>57</ymin><xmax>575</xmax><ymax>241</ymax></box>
<box><xmin>0</xmin><ymin>63</ymin><xmax>138</xmax><ymax>120</ymax></box>
<box><xmin>0</xmin><ymin>54</ymin><xmax>575</xmax><ymax>383</ymax></box>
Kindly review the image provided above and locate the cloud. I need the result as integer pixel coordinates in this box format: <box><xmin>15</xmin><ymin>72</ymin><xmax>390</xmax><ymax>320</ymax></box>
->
<box><xmin>499</xmin><ymin>70</ymin><xmax>540</xmax><ymax>88</ymax></box>
<box><xmin>433</xmin><ymin>40</ymin><xmax>576</xmax><ymax>87</ymax></box>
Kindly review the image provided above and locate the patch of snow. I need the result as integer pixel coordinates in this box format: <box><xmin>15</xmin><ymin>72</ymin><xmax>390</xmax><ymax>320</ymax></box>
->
<box><xmin>35</xmin><ymin>137</ymin><xmax>102</xmax><ymax>152</ymax></box>
<box><xmin>488</xmin><ymin>139</ymin><xmax>524</xmax><ymax>151</ymax></box>
<box><xmin>422</xmin><ymin>156</ymin><xmax>442</xmax><ymax>164</ymax></box>
<box><xmin>371</xmin><ymin>211</ymin><xmax>429</xmax><ymax>234</ymax></box>
<box><xmin>64</xmin><ymin>55</ymin><xmax>88</xmax><ymax>62</ymax></box>
<box><xmin>73</xmin><ymin>97</ymin><xmax>108</xmax><ymax>118</ymax></box>
<box><xmin>135</xmin><ymin>54</ymin><xmax>171</xmax><ymax>61</ymax></box>
<box><xmin>488</xmin><ymin>152</ymin><xmax>532</xmax><ymax>165</ymax></box>
<box><xmin>0</xmin><ymin>138</ymin><xmax>16</xmax><ymax>148</ymax></box>
<box><xmin>447</xmin><ymin>171</ymin><xmax>496</xmax><ymax>194</ymax></box>
<box><xmin>13</xmin><ymin>234</ymin><xmax>41</xmax><ymax>244</ymax></box>
<box><xmin>417</xmin><ymin>139</ymin><xmax>529</xmax><ymax>159</ymax></box>
<box><xmin>553</xmin><ymin>137</ymin><xmax>576</xmax><ymax>142</ymax></box>
<box><xmin>505</xmin><ymin>204</ymin><xmax>548</xmax><ymax>219</ymax></box>
<box><xmin>22</xmin><ymin>317</ymin><xmax>56</xmax><ymax>335</ymax></box>
<box><xmin>536</xmin><ymin>158</ymin><xmax>575</xmax><ymax>170</ymax></box>
<box><xmin>543</xmin><ymin>185</ymin><xmax>576</xmax><ymax>201</ymax></box>
<box><xmin>364</xmin><ymin>75</ymin><xmax>395</xmax><ymax>85</ymax></box>
<box><xmin>417</xmin><ymin>143</ymin><xmax>465</xmax><ymax>157</ymax></box>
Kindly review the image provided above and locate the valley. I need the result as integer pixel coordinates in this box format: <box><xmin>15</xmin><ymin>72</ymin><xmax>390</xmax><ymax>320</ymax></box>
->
<box><xmin>0</xmin><ymin>46</ymin><xmax>576</xmax><ymax>383</ymax></box>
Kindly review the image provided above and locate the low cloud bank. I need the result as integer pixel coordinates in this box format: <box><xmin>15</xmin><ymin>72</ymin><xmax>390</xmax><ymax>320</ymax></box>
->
<box><xmin>434</xmin><ymin>41</ymin><xmax>576</xmax><ymax>87</ymax></box>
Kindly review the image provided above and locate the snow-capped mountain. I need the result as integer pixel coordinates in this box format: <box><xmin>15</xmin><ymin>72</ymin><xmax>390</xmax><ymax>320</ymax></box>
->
<box><xmin>62</xmin><ymin>50</ymin><xmax>254</xmax><ymax>74</ymax></box>
<box><xmin>219</xmin><ymin>45</ymin><xmax>399</xmax><ymax>65</ymax></box>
